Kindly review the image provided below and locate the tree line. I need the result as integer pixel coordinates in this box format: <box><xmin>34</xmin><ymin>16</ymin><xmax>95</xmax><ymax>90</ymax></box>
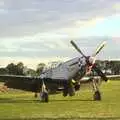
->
<box><xmin>0</xmin><ymin>62</ymin><xmax>45</xmax><ymax>76</ymax></box>
<box><xmin>96</xmin><ymin>60</ymin><xmax>120</xmax><ymax>75</ymax></box>
<box><xmin>0</xmin><ymin>60</ymin><xmax>120</xmax><ymax>76</ymax></box>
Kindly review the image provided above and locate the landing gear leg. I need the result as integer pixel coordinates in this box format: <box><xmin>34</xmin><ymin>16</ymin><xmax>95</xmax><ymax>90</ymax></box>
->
<box><xmin>40</xmin><ymin>81</ymin><xmax>49</xmax><ymax>102</ymax></box>
<box><xmin>92</xmin><ymin>78</ymin><xmax>101</xmax><ymax>101</ymax></box>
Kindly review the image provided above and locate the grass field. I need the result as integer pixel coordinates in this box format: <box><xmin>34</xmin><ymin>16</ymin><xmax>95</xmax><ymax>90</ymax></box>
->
<box><xmin>0</xmin><ymin>80</ymin><xmax>120</xmax><ymax>120</ymax></box>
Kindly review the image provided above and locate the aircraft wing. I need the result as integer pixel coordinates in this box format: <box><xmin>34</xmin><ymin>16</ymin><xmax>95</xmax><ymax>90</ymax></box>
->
<box><xmin>0</xmin><ymin>74</ymin><xmax>67</xmax><ymax>92</ymax></box>
<box><xmin>106</xmin><ymin>75</ymin><xmax>120</xmax><ymax>80</ymax></box>
<box><xmin>80</xmin><ymin>76</ymin><xmax>100</xmax><ymax>83</ymax></box>
<box><xmin>0</xmin><ymin>74</ymin><xmax>42</xmax><ymax>92</ymax></box>
<box><xmin>0</xmin><ymin>74</ymin><xmax>120</xmax><ymax>92</ymax></box>
<box><xmin>80</xmin><ymin>75</ymin><xmax>120</xmax><ymax>83</ymax></box>
<box><xmin>0</xmin><ymin>74</ymin><xmax>39</xmax><ymax>81</ymax></box>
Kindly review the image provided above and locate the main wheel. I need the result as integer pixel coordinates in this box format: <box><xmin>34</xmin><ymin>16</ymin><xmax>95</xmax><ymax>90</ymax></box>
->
<box><xmin>93</xmin><ymin>91</ymin><xmax>101</xmax><ymax>101</ymax></box>
<box><xmin>74</xmin><ymin>84</ymin><xmax>80</xmax><ymax>91</ymax></box>
<box><xmin>40</xmin><ymin>92</ymin><xmax>49</xmax><ymax>102</ymax></box>
<box><xmin>63</xmin><ymin>88</ymin><xmax>68</xmax><ymax>97</ymax></box>
<box><xmin>68</xmin><ymin>87</ymin><xmax>75</xmax><ymax>96</ymax></box>
<box><xmin>34</xmin><ymin>93</ymin><xmax>38</xmax><ymax>98</ymax></box>
<box><xmin>63</xmin><ymin>84</ymin><xmax>68</xmax><ymax>97</ymax></box>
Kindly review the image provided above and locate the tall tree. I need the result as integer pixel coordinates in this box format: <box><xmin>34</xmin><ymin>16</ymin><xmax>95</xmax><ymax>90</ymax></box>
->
<box><xmin>16</xmin><ymin>62</ymin><xmax>24</xmax><ymax>75</ymax></box>
<box><xmin>36</xmin><ymin>63</ymin><xmax>46</xmax><ymax>75</ymax></box>
<box><xmin>6</xmin><ymin>62</ymin><xmax>25</xmax><ymax>75</ymax></box>
<box><xmin>0</xmin><ymin>68</ymin><xmax>8</xmax><ymax>74</ymax></box>
<box><xmin>6</xmin><ymin>63</ymin><xmax>17</xmax><ymax>75</ymax></box>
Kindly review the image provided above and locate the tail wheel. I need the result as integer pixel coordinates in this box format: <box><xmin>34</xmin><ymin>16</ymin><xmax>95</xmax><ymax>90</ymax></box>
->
<box><xmin>93</xmin><ymin>91</ymin><xmax>101</xmax><ymax>101</ymax></box>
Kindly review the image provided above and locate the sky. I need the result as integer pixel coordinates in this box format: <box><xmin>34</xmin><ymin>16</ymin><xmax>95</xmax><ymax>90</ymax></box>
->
<box><xmin>0</xmin><ymin>0</ymin><xmax>120</xmax><ymax>69</ymax></box>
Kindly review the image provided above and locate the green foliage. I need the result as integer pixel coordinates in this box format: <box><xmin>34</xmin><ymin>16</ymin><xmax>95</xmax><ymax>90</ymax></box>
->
<box><xmin>96</xmin><ymin>60</ymin><xmax>120</xmax><ymax>75</ymax></box>
<box><xmin>0</xmin><ymin>68</ymin><xmax>8</xmax><ymax>74</ymax></box>
<box><xmin>109</xmin><ymin>61</ymin><xmax>120</xmax><ymax>75</ymax></box>
<box><xmin>6</xmin><ymin>62</ymin><xmax>25</xmax><ymax>75</ymax></box>
<box><xmin>0</xmin><ymin>62</ymin><xmax>46</xmax><ymax>76</ymax></box>
<box><xmin>24</xmin><ymin>68</ymin><xmax>36</xmax><ymax>76</ymax></box>
<box><xmin>36</xmin><ymin>63</ymin><xmax>46</xmax><ymax>75</ymax></box>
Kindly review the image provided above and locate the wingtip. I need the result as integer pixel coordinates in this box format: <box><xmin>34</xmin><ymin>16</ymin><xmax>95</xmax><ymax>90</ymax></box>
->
<box><xmin>70</xmin><ymin>40</ymin><xmax>74</xmax><ymax>43</ymax></box>
<box><xmin>103</xmin><ymin>41</ymin><xmax>107</xmax><ymax>45</ymax></box>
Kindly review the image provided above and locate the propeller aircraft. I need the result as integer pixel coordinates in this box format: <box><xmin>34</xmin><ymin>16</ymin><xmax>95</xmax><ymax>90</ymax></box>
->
<box><xmin>0</xmin><ymin>40</ymin><xmax>109</xmax><ymax>102</ymax></box>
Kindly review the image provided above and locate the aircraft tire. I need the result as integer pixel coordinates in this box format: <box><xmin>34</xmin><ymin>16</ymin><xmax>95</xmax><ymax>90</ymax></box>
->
<box><xmin>75</xmin><ymin>84</ymin><xmax>80</xmax><ymax>91</ymax></box>
<box><xmin>34</xmin><ymin>93</ymin><xmax>38</xmax><ymax>98</ymax></box>
<box><xmin>40</xmin><ymin>92</ymin><xmax>49</xmax><ymax>102</ymax></box>
<box><xmin>68</xmin><ymin>87</ymin><xmax>75</xmax><ymax>96</ymax></box>
<box><xmin>63</xmin><ymin>89</ymin><xmax>68</xmax><ymax>97</ymax></box>
<box><xmin>93</xmin><ymin>91</ymin><xmax>101</xmax><ymax>101</ymax></box>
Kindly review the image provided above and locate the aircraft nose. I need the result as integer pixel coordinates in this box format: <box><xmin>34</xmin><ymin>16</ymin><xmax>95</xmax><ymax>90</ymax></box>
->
<box><xmin>88</xmin><ymin>56</ymin><xmax>96</xmax><ymax>65</ymax></box>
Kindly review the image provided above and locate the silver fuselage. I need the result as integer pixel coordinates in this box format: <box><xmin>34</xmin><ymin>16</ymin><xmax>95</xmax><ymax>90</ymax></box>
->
<box><xmin>40</xmin><ymin>57</ymin><xmax>87</xmax><ymax>80</ymax></box>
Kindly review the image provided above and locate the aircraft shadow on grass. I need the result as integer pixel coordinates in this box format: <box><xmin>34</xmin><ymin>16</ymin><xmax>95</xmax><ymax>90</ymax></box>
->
<box><xmin>0</xmin><ymin>98</ymin><xmax>93</xmax><ymax>103</ymax></box>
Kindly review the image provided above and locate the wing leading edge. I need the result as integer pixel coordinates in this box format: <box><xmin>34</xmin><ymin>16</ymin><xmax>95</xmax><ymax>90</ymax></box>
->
<box><xmin>0</xmin><ymin>74</ymin><xmax>68</xmax><ymax>92</ymax></box>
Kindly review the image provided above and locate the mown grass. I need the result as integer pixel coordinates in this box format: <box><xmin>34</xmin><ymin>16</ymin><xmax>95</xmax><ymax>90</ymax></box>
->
<box><xmin>0</xmin><ymin>80</ymin><xmax>120</xmax><ymax>120</ymax></box>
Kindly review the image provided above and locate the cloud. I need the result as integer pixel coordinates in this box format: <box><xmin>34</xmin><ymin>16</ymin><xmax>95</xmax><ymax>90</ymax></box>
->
<box><xmin>0</xmin><ymin>0</ymin><xmax>119</xmax><ymax>68</ymax></box>
<box><xmin>113</xmin><ymin>3</ymin><xmax>120</xmax><ymax>11</ymax></box>
<box><xmin>0</xmin><ymin>36</ymin><xmax>116</xmax><ymax>57</ymax></box>
<box><xmin>0</xmin><ymin>0</ymin><xmax>119</xmax><ymax>37</ymax></box>
<box><xmin>75</xmin><ymin>17</ymin><xmax>105</xmax><ymax>27</ymax></box>
<box><xmin>0</xmin><ymin>35</ymin><xmax>119</xmax><ymax>69</ymax></box>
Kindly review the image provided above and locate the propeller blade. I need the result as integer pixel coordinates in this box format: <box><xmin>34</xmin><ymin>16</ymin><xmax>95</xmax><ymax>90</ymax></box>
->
<box><xmin>93</xmin><ymin>41</ymin><xmax>106</xmax><ymax>57</ymax></box>
<box><xmin>70</xmin><ymin>40</ymin><xmax>86</xmax><ymax>57</ymax></box>
<box><xmin>92</xmin><ymin>64</ymin><xmax>108</xmax><ymax>82</ymax></box>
